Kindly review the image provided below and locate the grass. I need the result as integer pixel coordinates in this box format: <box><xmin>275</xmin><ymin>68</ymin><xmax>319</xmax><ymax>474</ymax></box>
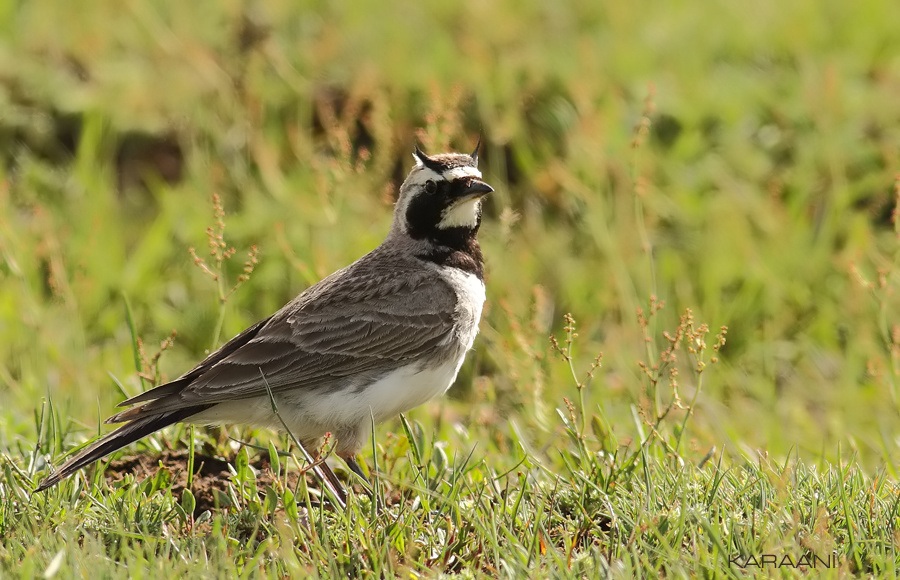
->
<box><xmin>2</xmin><ymin>0</ymin><xmax>900</xmax><ymax>576</ymax></box>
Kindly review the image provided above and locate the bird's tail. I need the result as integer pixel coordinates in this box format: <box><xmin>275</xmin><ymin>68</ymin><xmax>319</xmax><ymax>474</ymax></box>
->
<box><xmin>35</xmin><ymin>406</ymin><xmax>205</xmax><ymax>492</ymax></box>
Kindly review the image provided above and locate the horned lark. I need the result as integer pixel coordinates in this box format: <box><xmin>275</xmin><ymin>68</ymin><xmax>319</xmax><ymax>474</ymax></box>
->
<box><xmin>37</xmin><ymin>144</ymin><xmax>493</xmax><ymax>493</ymax></box>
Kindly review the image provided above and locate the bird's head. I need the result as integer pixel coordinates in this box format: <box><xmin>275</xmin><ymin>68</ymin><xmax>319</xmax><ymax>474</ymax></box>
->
<box><xmin>394</xmin><ymin>143</ymin><xmax>494</xmax><ymax>241</ymax></box>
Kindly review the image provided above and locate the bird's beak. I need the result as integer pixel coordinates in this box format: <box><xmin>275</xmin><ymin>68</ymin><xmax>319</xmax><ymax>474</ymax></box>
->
<box><xmin>461</xmin><ymin>179</ymin><xmax>494</xmax><ymax>198</ymax></box>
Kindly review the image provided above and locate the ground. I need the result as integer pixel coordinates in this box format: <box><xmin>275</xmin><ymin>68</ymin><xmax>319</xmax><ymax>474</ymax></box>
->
<box><xmin>2</xmin><ymin>0</ymin><xmax>900</xmax><ymax>576</ymax></box>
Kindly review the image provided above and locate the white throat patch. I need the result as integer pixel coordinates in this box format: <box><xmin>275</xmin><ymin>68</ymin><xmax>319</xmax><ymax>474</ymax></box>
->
<box><xmin>438</xmin><ymin>197</ymin><xmax>482</xmax><ymax>229</ymax></box>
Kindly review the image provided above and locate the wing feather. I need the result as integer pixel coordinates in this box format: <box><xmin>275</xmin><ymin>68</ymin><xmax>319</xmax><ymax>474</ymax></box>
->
<box><xmin>121</xmin><ymin>259</ymin><xmax>459</xmax><ymax>417</ymax></box>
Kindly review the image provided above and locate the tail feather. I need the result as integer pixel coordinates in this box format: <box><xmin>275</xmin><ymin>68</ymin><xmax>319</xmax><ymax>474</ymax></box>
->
<box><xmin>35</xmin><ymin>406</ymin><xmax>208</xmax><ymax>492</ymax></box>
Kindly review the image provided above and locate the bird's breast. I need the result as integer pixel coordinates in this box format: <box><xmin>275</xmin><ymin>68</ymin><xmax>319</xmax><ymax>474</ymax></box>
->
<box><xmin>440</xmin><ymin>267</ymin><xmax>486</xmax><ymax>352</ymax></box>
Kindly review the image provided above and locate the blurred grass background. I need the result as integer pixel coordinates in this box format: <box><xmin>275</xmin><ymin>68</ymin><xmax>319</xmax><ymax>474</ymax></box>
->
<box><xmin>2</xmin><ymin>0</ymin><xmax>900</xmax><ymax>486</ymax></box>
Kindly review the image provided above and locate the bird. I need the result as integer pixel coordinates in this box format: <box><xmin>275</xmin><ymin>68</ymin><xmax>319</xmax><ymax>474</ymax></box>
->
<box><xmin>36</xmin><ymin>143</ymin><xmax>493</xmax><ymax>495</ymax></box>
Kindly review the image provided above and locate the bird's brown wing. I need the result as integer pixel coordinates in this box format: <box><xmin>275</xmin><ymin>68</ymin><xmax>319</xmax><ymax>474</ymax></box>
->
<box><xmin>111</xmin><ymin>264</ymin><xmax>458</xmax><ymax>419</ymax></box>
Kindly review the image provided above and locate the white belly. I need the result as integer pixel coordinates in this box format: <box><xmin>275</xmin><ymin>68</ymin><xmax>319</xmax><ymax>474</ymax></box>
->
<box><xmin>307</xmin><ymin>356</ymin><xmax>467</xmax><ymax>425</ymax></box>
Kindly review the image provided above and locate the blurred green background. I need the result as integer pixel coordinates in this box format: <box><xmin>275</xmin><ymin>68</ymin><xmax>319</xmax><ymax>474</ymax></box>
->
<box><xmin>2</xmin><ymin>0</ymin><xmax>900</xmax><ymax>471</ymax></box>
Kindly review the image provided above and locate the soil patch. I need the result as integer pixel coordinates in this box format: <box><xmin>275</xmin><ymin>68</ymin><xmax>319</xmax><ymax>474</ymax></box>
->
<box><xmin>104</xmin><ymin>450</ymin><xmax>304</xmax><ymax>515</ymax></box>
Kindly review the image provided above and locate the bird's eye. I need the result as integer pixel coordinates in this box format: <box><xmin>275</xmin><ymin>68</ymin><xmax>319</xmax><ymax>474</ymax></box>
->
<box><xmin>424</xmin><ymin>180</ymin><xmax>437</xmax><ymax>194</ymax></box>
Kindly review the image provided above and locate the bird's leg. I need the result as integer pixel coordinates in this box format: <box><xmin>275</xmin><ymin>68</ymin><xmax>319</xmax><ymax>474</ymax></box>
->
<box><xmin>295</xmin><ymin>438</ymin><xmax>347</xmax><ymax>509</ymax></box>
<box><xmin>342</xmin><ymin>454</ymin><xmax>387</xmax><ymax>512</ymax></box>
<box><xmin>315</xmin><ymin>460</ymin><xmax>348</xmax><ymax>507</ymax></box>
<box><xmin>343</xmin><ymin>455</ymin><xmax>370</xmax><ymax>485</ymax></box>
